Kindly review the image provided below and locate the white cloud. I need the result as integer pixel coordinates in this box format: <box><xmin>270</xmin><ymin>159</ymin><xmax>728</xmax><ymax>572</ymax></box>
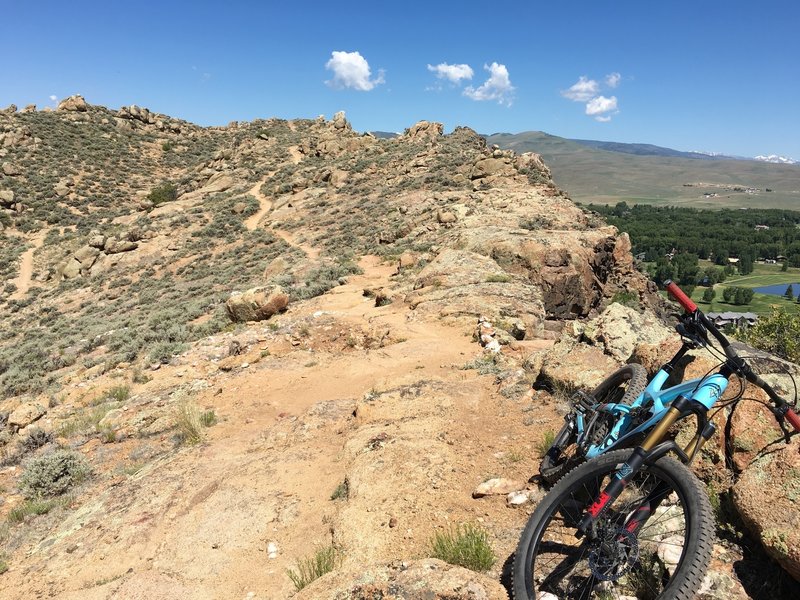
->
<box><xmin>427</xmin><ymin>62</ymin><xmax>474</xmax><ymax>84</ymax></box>
<box><xmin>561</xmin><ymin>76</ymin><xmax>599</xmax><ymax>102</ymax></box>
<box><xmin>586</xmin><ymin>95</ymin><xmax>618</xmax><ymax>121</ymax></box>
<box><xmin>463</xmin><ymin>62</ymin><xmax>514</xmax><ymax>106</ymax></box>
<box><xmin>605</xmin><ymin>72</ymin><xmax>621</xmax><ymax>88</ymax></box>
<box><xmin>561</xmin><ymin>73</ymin><xmax>623</xmax><ymax>121</ymax></box>
<box><xmin>49</xmin><ymin>94</ymin><xmax>57</xmax><ymax>101</ymax></box>
<box><xmin>325</xmin><ymin>50</ymin><xmax>385</xmax><ymax>91</ymax></box>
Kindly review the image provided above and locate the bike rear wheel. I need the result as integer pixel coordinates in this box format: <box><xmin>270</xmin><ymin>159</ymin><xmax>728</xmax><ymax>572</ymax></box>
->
<box><xmin>540</xmin><ymin>364</ymin><xmax>647</xmax><ymax>484</ymax></box>
<box><xmin>516</xmin><ymin>449</ymin><xmax>714</xmax><ymax>600</ymax></box>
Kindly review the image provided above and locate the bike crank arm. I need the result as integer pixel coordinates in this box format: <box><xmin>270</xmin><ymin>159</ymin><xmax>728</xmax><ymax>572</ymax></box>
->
<box><xmin>576</xmin><ymin>398</ymin><xmax>690</xmax><ymax>537</ymax></box>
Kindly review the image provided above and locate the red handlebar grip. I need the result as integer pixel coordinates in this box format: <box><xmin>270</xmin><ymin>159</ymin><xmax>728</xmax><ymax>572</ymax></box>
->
<box><xmin>665</xmin><ymin>281</ymin><xmax>698</xmax><ymax>313</ymax></box>
<box><xmin>785</xmin><ymin>408</ymin><xmax>800</xmax><ymax>433</ymax></box>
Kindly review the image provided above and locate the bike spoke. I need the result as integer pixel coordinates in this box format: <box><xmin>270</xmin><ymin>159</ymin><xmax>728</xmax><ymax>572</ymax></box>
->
<box><xmin>523</xmin><ymin>459</ymin><xmax>692</xmax><ymax>599</ymax></box>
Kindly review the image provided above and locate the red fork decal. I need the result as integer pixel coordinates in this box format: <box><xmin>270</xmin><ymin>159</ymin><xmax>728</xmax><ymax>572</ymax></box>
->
<box><xmin>625</xmin><ymin>505</ymin><xmax>652</xmax><ymax>533</ymax></box>
<box><xmin>587</xmin><ymin>491</ymin><xmax>611</xmax><ymax>517</ymax></box>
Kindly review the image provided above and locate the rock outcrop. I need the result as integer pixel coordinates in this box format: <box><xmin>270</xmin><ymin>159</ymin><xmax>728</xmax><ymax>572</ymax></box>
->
<box><xmin>404</xmin><ymin>120</ymin><xmax>443</xmax><ymax>140</ymax></box>
<box><xmin>407</xmin><ymin>249</ymin><xmax>546</xmax><ymax>335</ymax></box>
<box><xmin>295</xmin><ymin>559</ymin><xmax>509</xmax><ymax>599</ymax></box>
<box><xmin>56</xmin><ymin>95</ymin><xmax>88</xmax><ymax>112</ymax></box>
<box><xmin>225</xmin><ymin>286</ymin><xmax>289</xmax><ymax>322</ymax></box>
<box><xmin>533</xmin><ymin>301</ymin><xmax>671</xmax><ymax>389</ymax></box>
<box><xmin>8</xmin><ymin>401</ymin><xmax>46</xmax><ymax>431</ymax></box>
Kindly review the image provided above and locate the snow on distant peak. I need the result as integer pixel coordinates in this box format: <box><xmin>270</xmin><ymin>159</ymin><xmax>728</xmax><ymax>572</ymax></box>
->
<box><xmin>691</xmin><ymin>150</ymin><xmax>725</xmax><ymax>157</ymax></box>
<box><xmin>754</xmin><ymin>154</ymin><xmax>797</xmax><ymax>164</ymax></box>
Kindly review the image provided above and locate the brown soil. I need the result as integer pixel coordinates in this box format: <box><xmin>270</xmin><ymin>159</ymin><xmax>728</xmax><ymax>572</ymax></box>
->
<box><xmin>0</xmin><ymin>252</ymin><xmax>563</xmax><ymax>600</ymax></box>
<box><xmin>9</xmin><ymin>230</ymin><xmax>46</xmax><ymax>300</ymax></box>
<box><xmin>244</xmin><ymin>178</ymin><xmax>274</xmax><ymax>232</ymax></box>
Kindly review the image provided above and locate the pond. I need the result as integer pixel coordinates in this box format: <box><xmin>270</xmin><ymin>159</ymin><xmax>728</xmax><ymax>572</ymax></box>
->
<box><xmin>753</xmin><ymin>283</ymin><xmax>800</xmax><ymax>296</ymax></box>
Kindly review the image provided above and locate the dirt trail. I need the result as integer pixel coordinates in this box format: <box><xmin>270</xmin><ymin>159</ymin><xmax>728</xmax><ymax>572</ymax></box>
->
<box><xmin>287</xmin><ymin>145</ymin><xmax>303</xmax><ymax>164</ymax></box>
<box><xmin>243</xmin><ymin>178</ymin><xmax>320</xmax><ymax>259</ymax></box>
<box><xmin>244</xmin><ymin>146</ymin><xmax>302</xmax><ymax>232</ymax></box>
<box><xmin>243</xmin><ymin>179</ymin><xmax>274</xmax><ymax>231</ymax></box>
<box><xmin>274</xmin><ymin>228</ymin><xmax>320</xmax><ymax>260</ymax></box>
<box><xmin>1</xmin><ymin>254</ymin><xmax>552</xmax><ymax>600</ymax></box>
<box><xmin>10</xmin><ymin>230</ymin><xmax>46</xmax><ymax>300</ymax></box>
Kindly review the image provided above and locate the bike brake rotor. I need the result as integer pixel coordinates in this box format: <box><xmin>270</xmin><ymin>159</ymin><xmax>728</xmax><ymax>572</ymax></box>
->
<box><xmin>588</xmin><ymin>527</ymin><xmax>639</xmax><ymax>582</ymax></box>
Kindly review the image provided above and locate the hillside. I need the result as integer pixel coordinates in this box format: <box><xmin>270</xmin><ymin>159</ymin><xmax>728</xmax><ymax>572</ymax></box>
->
<box><xmin>487</xmin><ymin>131</ymin><xmax>800</xmax><ymax>209</ymax></box>
<box><xmin>1</xmin><ymin>98</ymin><xmax>799</xmax><ymax>599</ymax></box>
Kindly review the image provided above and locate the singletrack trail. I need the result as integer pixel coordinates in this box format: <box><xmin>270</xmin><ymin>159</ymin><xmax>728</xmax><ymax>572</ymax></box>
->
<box><xmin>243</xmin><ymin>147</ymin><xmax>302</xmax><ymax>232</ymax></box>
<box><xmin>243</xmin><ymin>179</ymin><xmax>274</xmax><ymax>231</ymax></box>
<box><xmin>0</xmin><ymin>253</ymin><xmax>556</xmax><ymax>600</ymax></box>
<box><xmin>9</xmin><ymin>229</ymin><xmax>46</xmax><ymax>300</ymax></box>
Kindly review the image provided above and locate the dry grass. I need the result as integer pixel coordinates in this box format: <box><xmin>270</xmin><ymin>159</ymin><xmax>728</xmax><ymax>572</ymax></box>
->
<box><xmin>429</xmin><ymin>523</ymin><xmax>495</xmax><ymax>572</ymax></box>
<box><xmin>175</xmin><ymin>400</ymin><xmax>204</xmax><ymax>445</ymax></box>
<box><xmin>286</xmin><ymin>545</ymin><xmax>339</xmax><ymax>590</ymax></box>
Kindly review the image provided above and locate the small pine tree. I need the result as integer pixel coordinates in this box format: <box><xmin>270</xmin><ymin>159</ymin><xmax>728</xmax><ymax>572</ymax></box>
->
<box><xmin>702</xmin><ymin>288</ymin><xmax>716</xmax><ymax>303</ymax></box>
<box><xmin>786</xmin><ymin>285</ymin><xmax>794</xmax><ymax>301</ymax></box>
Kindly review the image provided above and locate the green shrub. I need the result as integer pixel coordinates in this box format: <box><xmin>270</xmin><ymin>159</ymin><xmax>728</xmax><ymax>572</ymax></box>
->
<box><xmin>461</xmin><ymin>354</ymin><xmax>503</xmax><ymax>376</ymax></box>
<box><xmin>175</xmin><ymin>401</ymin><xmax>203</xmax><ymax>445</ymax></box>
<box><xmin>19</xmin><ymin>449</ymin><xmax>91</xmax><ymax>499</ymax></box>
<box><xmin>148</xmin><ymin>341</ymin><xmax>186</xmax><ymax>364</ymax></box>
<box><xmin>199</xmin><ymin>410</ymin><xmax>217</xmax><ymax>427</ymax></box>
<box><xmin>104</xmin><ymin>385</ymin><xmax>130</xmax><ymax>403</ymax></box>
<box><xmin>287</xmin><ymin>545</ymin><xmax>339</xmax><ymax>591</ymax></box>
<box><xmin>18</xmin><ymin>428</ymin><xmax>54</xmax><ymax>453</ymax></box>
<box><xmin>741</xmin><ymin>307</ymin><xmax>800</xmax><ymax>363</ymax></box>
<box><xmin>430</xmin><ymin>523</ymin><xmax>495</xmax><ymax>572</ymax></box>
<box><xmin>330</xmin><ymin>478</ymin><xmax>349</xmax><ymax>501</ymax></box>
<box><xmin>146</xmin><ymin>182</ymin><xmax>178</xmax><ymax>206</ymax></box>
<box><xmin>612</xmin><ymin>291</ymin><xmax>639</xmax><ymax>308</ymax></box>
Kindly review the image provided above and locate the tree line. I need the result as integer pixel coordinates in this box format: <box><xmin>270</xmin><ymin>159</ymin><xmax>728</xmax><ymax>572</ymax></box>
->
<box><xmin>586</xmin><ymin>203</ymin><xmax>800</xmax><ymax>266</ymax></box>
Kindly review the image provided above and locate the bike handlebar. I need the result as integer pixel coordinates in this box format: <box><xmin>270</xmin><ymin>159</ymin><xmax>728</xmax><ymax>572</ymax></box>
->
<box><xmin>664</xmin><ymin>280</ymin><xmax>800</xmax><ymax>435</ymax></box>
<box><xmin>664</xmin><ymin>280</ymin><xmax>698</xmax><ymax>313</ymax></box>
<box><xmin>786</xmin><ymin>408</ymin><xmax>800</xmax><ymax>431</ymax></box>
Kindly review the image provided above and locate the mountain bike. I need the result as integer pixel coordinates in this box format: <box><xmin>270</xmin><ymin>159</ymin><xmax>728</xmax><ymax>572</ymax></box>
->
<box><xmin>514</xmin><ymin>281</ymin><xmax>800</xmax><ymax>600</ymax></box>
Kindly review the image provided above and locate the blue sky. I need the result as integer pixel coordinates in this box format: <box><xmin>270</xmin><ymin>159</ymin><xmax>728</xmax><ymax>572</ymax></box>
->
<box><xmin>2</xmin><ymin>0</ymin><xmax>799</xmax><ymax>158</ymax></box>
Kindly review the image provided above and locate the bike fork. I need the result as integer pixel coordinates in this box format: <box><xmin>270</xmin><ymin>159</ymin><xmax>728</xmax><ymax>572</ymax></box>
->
<box><xmin>576</xmin><ymin>395</ymin><xmax>701</xmax><ymax>537</ymax></box>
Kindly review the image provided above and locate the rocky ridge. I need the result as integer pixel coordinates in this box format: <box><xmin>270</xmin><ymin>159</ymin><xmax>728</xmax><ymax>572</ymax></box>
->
<box><xmin>0</xmin><ymin>98</ymin><xmax>798</xmax><ymax>598</ymax></box>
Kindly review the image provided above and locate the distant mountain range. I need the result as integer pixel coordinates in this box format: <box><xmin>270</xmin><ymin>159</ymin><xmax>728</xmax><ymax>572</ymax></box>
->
<box><xmin>493</xmin><ymin>133</ymin><xmax>797</xmax><ymax>165</ymax></box>
<box><xmin>570</xmin><ymin>139</ymin><xmax>726</xmax><ymax>160</ymax></box>
<box><xmin>370</xmin><ymin>127</ymin><xmax>798</xmax><ymax>165</ymax></box>
<box><xmin>485</xmin><ymin>130</ymin><xmax>800</xmax><ymax>209</ymax></box>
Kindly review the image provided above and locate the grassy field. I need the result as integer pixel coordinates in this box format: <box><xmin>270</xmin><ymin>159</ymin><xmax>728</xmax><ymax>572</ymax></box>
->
<box><xmin>691</xmin><ymin>262</ymin><xmax>800</xmax><ymax>315</ymax></box>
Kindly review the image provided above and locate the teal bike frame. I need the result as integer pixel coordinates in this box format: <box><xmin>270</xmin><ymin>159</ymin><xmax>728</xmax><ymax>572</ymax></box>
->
<box><xmin>582</xmin><ymin>368</ymin><xmax>729</xmax><ymax>459</ymax></box>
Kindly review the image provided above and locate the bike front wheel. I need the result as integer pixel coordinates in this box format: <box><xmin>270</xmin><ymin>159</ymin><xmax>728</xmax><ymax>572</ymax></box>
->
<box><xmin>515</xmin><ymin>449</ymin><xmax>714</xmax><ymax>600</ymax></box>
